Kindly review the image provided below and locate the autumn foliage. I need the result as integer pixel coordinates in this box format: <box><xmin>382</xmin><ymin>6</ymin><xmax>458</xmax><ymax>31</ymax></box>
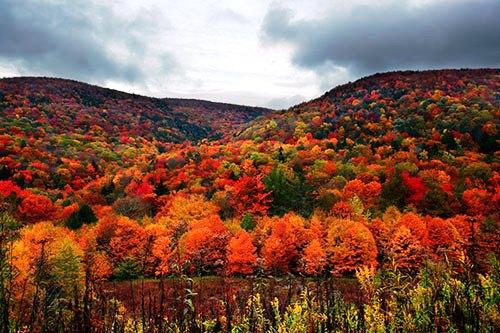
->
<box><xmin>226</xmin><ymin>230</ymin><xmax>257</xmax><ymax>275</ymax></box>
<box><xmin>0</xmin><ymin>69</ymin><xmax>497</xmax><ymax>288</ymax></box>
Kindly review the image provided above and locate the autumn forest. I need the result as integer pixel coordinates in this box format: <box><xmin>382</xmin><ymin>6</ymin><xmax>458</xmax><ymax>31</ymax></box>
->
<box><xmin>0</xmin><ymin>69</ymin><xmax>498</xmax><ymax>332</ymax></box>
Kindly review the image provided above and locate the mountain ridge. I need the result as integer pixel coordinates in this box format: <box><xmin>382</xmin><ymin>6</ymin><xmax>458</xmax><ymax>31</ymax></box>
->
<box><xmin>0</xmin><ymin>76</ymin><xmax>272</xmax><ymax>143</ymax></box>
<box><xmin>0</xmin><ymin>76</ymin><xmax>273</xmax><ymax>109</ymax></box>
<box><xmin>237</xmin><ymin>68</ymin><xmax>499</xmax><ymax>154</ymax></box>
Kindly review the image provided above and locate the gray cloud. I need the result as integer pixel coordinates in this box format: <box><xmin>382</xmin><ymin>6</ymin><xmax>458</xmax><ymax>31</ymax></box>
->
<box><xmin>0</xmin><ymin>0</ymin><xmax>173</xmax><ymax>82</ymax></box>
<box><xmin>261</xmin><ymin>0</ymin><xmax>500</xmax><ymax>76</ymax></box>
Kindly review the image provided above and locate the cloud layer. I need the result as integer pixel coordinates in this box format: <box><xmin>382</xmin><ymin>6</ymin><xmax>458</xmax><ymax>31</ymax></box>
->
<box><xmin>261</xmin><ymin>0</ymin><xmax>500</xmax><ymax>76</ymax></box>
<box><xmin>0</xmin><ymin>0</ymin><xmax>168</xmax><ymax>82</ymax></box>
<box><xmin>1</xmin><ymin>0</ymin><xmax>499</xmax><ymax>109</ymax></box>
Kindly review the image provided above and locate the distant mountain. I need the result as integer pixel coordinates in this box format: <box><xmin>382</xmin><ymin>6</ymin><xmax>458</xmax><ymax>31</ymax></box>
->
<box><xmin>0</xmin><ymin>77</ymin><xmax>271</xmax><ymax>144</ymax></box>
<box><xmin>164</xmin><ymin>97</ymin><xmax>270</xmax><ymax>140</ymax></box>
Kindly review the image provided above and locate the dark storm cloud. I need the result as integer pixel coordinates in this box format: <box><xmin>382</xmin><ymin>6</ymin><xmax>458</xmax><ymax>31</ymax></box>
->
<box><xmin>261</xmin><ymin>0</ymin><xmax>500</xmax><ymax>76</ymax></box>
<box><xmin>0</xmin><ymin>0</ymin><xmax>166</xmax><ymax>82</ymax></box>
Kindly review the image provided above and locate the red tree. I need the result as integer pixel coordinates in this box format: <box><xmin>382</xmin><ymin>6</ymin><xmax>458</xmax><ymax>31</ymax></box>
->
<box><xmin>402</xmin><ymin>172</ymin><xmax>427</xmax><ymax>204</ymax></box>
<box><xmin>18</xmin><ymin>192</ymin><xmax>56</xmax><ymax>223</ymax></box>
<box><xmin>227</xmin><ymin>175</ymin><xmax>271</xmax><ymax>216</ymax></box>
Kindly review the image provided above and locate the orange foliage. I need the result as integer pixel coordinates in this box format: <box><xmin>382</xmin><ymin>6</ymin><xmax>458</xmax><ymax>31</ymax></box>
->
<box><xmin>425</xmin><ymin>217</ymin><xmax>462</xmax><ymax>260</ymax></box>
<box><xmin>2</xmin><ymin>69</ymin><xmax>499</xmax><ymax>280</ymax></box>
<box><xmin>326</xmin><ymin>219</ymin><xmax>377</xmax><ymax>276</ymax></box>
<box><xmin>387</xmin><ymin>226</ymin><xmax>425</xmax><ymax>273</ymax></box>
<box><xmin>226</xmin><ymin>231</ymin><xmax>257</xmax><ymax>275</ymax></box>
<box><xmin>368</xmin><ymin>218</ymin><xmax>390</xmax><ymax>257</ymax></box>
<box><xmin>12</xmin><ymin>222</ymin><xmax>81</xmax><ymax>291</ymax></box>
<box><xmin>462</xmin><ymin>188</ymin><xmax>492</xmax><ymax>216</ymax></box>
<box><xmin>343</xmin><ymin>179</ymin><xmax>381</xmax><ymax>207</ymax></box>
<box><xmin>447</xmin><ymin>215</ymin><xmax>478</xmax><ymax>249</ymax></box>
<box><xmin>261</xmin><ymin>213</ymin><xmax>307</xmax><ymax>274</ymax></box>
<box><xmin>301</xmin><ymin>239</ymin><xmax>327</xmax><ymax>275</ymax></box>
<box><xmin>89</xmin><ymin>252</ymin><xmax>113</xmax><ymax>282</ymax></box>
<box><xmin>157</xmin><ymin>193</ymin><xmax>219</xmax><ymax>239</ymax></box>
<box><xmin>307</xmin><ymin>214</ymin><xmax>326</xmax><ymax>241</ymax></box>
<box><xmin>94</xmin><ymin>215</ymin><xmax>146</xmax><ymax>264</ymax></box>
<box><xmin>396</xmin><ymin>212</ymin><xmax>429</xmax><ymax>245</ymax></box>
<box><xmin>145</xmin><ymin>224</ymin><xmax>173</xmax><ymax>276</ymax></box>
<box><xmin>178</xmin><ymin>215</ymin><xmax>229</xmax><ymax>274</ymax></box>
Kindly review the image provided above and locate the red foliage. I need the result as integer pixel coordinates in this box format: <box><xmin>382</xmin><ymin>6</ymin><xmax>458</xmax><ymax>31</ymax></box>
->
<box><xmin>332</xmin><ymin>201</ymin><xmax>353</xmax><ymax>219</ymax></box>
<box><xmin>134</xmin><ymin>180</ymin><xmax>155</xmax><ymax>198</ymax></box>
<box><xmin>226</xmin><ymin>175</ymin><xmax>271</xmax><ymax>216</ymax></box>
<box><xmin>402</xmin><ymin>172</ymin><xmax>427</xmax><ymax>204</ymax></box>
<box><xmin>0</xmin><ymin>180</ymin><xmax>22</xmax><ymax>197</ymax></box>
<box><xmin>1</xmin><ymin>69</ymin><xmax>498</xmax><ymax>280</ymax></box>
<box><xmin>18</xmin><ymin>193</ymin><xmax>56</xmax><ymax>223</ymax></box>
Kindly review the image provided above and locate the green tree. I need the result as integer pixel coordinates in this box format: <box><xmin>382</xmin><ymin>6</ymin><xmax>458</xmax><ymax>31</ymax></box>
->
<box><xmin>264</xmin><ymin>166</ymin><xmax>314</xmax><ymax>217</ymax></box>
<box><xmin>240</xmin><ymin>213</ymin><xmax>256</xmax><ymax>231</ymax></box>
<box><xmin>66</xmin><ymin>204</ymin><xmax>97</xmax><ymax>230</ymax></box>
<box><xmin>113</xmin><ymin>258</ymin><xmax>141</xmax><ymax>280</ymax></box>
<box><xmin>381</xmin><ymin>173</ymin><xmax>407</xmax><ymax>210</ymax></box>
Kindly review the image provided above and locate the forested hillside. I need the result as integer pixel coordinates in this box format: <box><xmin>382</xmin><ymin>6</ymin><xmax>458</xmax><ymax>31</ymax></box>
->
<box><xmin>0</xmin><ymin>69</ymin><xmax>498</xmax><ymax>276</ymax></box>
<box><xmin>0</xmin><ymin>69</ymin><xmax>498</xmax><ymax>331</ymax></box>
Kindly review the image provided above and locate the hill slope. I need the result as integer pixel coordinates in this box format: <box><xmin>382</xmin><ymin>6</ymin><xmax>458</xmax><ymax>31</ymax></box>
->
<box><xmin>0</xmin><ymin>69</ymin><xmax>498</xmax><ymax>277</ymax></box>
<box><xmin>0</xmin><ymin>77</ymin><xmax>270</xmax><ymax>143</ymax></box>
<box><xmin>238</xmin><ymin>69</ymin><xmax>499</xmax><ymax>153</ymax></box>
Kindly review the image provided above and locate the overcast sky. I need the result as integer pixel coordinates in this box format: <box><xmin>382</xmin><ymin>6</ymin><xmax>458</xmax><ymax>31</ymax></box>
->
<box><xmin>1</xmin><ymin>0</ymin><xmax>499</xmax><ymax>109</ymax></box>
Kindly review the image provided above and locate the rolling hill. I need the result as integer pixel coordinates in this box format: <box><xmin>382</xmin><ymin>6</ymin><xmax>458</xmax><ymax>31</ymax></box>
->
<box><xmin>0</xmin><ymin>69</ymin><xmax>498</xmax><ymax>278</ymax></box>
<box><xmin>238</xmin><ymin>69</ymin><xmax>499</xmax><ymax>154</ymax></box>
<box><xmin>0</xmin><ymin>77</ymin><xmax>270</xmax><ymax>144</ymax></box>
